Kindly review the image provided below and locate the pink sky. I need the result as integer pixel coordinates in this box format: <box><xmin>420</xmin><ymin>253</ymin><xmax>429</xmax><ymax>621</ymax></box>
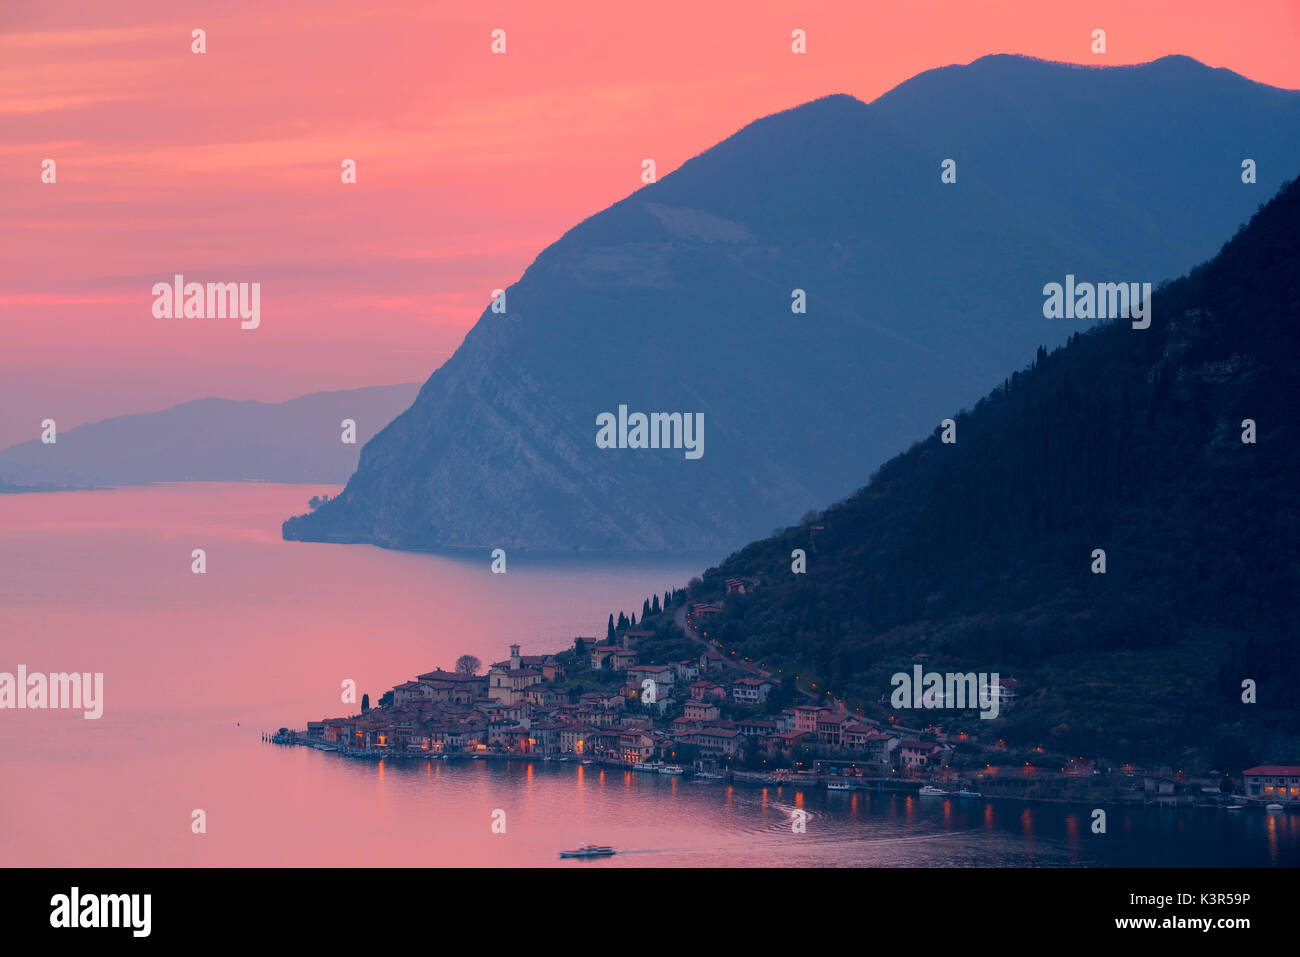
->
<box><xmin>3</xmin><ymin>0</ymin><xmax>1298</xmax><ymax>447</ymax></box>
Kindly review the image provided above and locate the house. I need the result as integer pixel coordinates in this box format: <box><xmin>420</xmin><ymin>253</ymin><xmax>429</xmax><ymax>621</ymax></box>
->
<box><xmin>698</xmin><ymin>648</ymin><xmax>725</xmax><ymax>673</ymax></box>
<box><xmin>610</xmin><ymin>647</ymin><xmax>638</xmax><ymax>671</ymax></box>
<box><xmin>841</xmin><ymin>723</ymin><xmax>879</xmax><ymax>752</ymax></box>
<box><xmin>994</xmin><ymin>678</ymin><xmax>1021</xmax><ymax>706</ymax></box>
<box><xmin>416</xmin><ymin>669</ymin><xmax>487</xmax><ymax>704</ymax></box>
<box><xmin>686</xmin><ymin>726</ymin><xmax>747</xmax><ymax>758</ymax></box>
<box><xmin>731</xmin><ymin>678</ymin><xmax>772</xmax><ymax>706</ymax></box>
<box><xmin>672</xmin><ymin>659</ymin><xmax>701</xmax><ymax>683</ymax></box>
<box><xmin>621</xmin><ymin>629</ymin><xmax>656</xmax><ymax>650</ymax></box>
<box><xmin>513</xmin><ymin>653</ymin><xmax>564</xmax><ymax>682</ymax></box>
<box><xmin>815</xmin><ymin>711</ymin><xmax>853</xmax><ymax>747</ymax></box>
<box><xmin>725</xmin><ymin>576</ymin><xmax>758</xmax><ymax>595</ymax></box>
<box><xmin>1143</xmin><ymin>776</ymin><xmax>1186</xmax><ymax>798</ymax></box>
<box><xmin>628</xmin><ymin>664</ymin><xmax>675</xmax><ymax>694</ymax></box>
<box><xmin>528</xmin><ymin>721</ymin><xmax>562</xmax><ymax>755</ymax></box>
<box><xmin>525</xmin><ymin>682</ymin><xmax>565</xmax><ymax>708</ymax></box>
<box><xmin>392</xmin><ymin>680</ymin><xmax>434</xmax><ymax>707</ymax></box>
<box><xmin>898</xmin><ymin>739</ymin><xmax>946</xmax><ymax>769</ymax></box>
<box><xmin>683</xmin><ymin>700</ymin><xmax>720</xmax><ymax>723</ymax></box>
<box><xmin>860</xmin><ymin>730</ymin><xmax>898</xmax><ymax>768</ymax></box>
<box><xmin>559</xmin><ymin>724</ymin><xmax>593</xmax><ymax>755</ymax></box>
<box><xmin>578</xmin><ymin>690</ymin><xmax>623</xmax><ymax>712</ymax></box>
<box><xmin>766</xmin><ymin>730</ymin><xmax>815</xmax><ymax>755</ymax></box>
<box><xmin>736</xmin><ymin>718</ymin><xmax>777</xmax><ymax>736</ymax></box>
<box><xmin>692</xmin><ymin>602</ymin><xmax>722</xmax><ymax>620</ymax></box>
<box><xmin>689</xmin><ymin>680</ymin><xmax>726</xmax><ymax>701</ymax></box>
<box><xmin>576</xmin><ymin>706</ymin><xmax>619</xmax><ymax>727</ymax></box>
<box><xmin>1242</xmin><ymin>766</ymin><xmax>1300</xmax><ymax>804</ymax></box>
<box><xmin>793</xmin><ymin>705</ymin><xmax>824</xmax><ymax>734</ymax></box>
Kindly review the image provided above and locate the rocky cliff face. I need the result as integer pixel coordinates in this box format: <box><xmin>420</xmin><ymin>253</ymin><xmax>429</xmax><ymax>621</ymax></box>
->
<box><xmin>284</xmin><ymin>54</ymin><xmax>1300</xmax><ymax>551</ymax></box>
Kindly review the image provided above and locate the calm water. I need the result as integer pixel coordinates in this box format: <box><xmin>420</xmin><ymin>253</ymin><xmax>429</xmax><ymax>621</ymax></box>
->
<box><xmin>1</xmin><ymin>483</ymin><xmax>1296</xmax><ymax>867</ymax></box>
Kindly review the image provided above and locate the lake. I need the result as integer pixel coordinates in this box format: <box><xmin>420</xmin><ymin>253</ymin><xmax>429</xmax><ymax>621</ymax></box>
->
<box><xmin>1</xmin><ymin>483</ymin><xmax>1296</xmax><ymax>866</ymax></box>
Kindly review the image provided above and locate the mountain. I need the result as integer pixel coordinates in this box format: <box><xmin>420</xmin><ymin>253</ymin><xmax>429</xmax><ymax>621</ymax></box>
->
<box><xmin>284</xmin><ymin>54</ymin><xmax>1300</xmax><ymax>552</ymax></box>
<box><xmin>0</xmin><ymin>383</ymin><xmax>420</xmax><ymax>488</ymax></box>
<box><xmin>684</xmin><ymin>175</ymin><xmax>1300</xmax><ymax>768</ymax></box>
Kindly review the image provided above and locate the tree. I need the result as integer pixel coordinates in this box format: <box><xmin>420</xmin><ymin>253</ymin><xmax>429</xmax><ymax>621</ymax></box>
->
<box><xmin>643</xmin><ymin>598</ymin><xmax>652</xmax><ymax>620</ymax></box>
<box><xmin>361</xmin><ymin>694</ymin><xmax>370</xmax><ymax>713</ymax></box>
<box><xmin>652</xmin><ymin>594</ymin><xmax>661</xmax><ymax>615</ymax></box>
<box><xmin>607</xmin><ymin>614</ymin><xmax>616</xmax><ymax>642</ymax></box>
<box><xmin>455</xmin><ymin>655</ymin><xmax>481</xmax><ymax>675</ymax></box>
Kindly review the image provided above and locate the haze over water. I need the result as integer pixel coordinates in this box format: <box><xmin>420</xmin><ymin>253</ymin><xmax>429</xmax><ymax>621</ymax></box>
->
<box><xmin>1</xmin><ymin>483</ymin><xmax>1295</xmax><ymax>866</ymax></box>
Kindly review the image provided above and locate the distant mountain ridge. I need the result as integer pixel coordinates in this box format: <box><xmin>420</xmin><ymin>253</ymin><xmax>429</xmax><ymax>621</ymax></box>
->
<box><xmin>284</xmin><ymin>54</ymin><xmax>1300</xmax><ymax>552</ymax></box>
<box><xmin>0</xmin><ymin>383</ymin><xmax>420</xmax><ymax>487</ymax></box>
<box><xmin>686</xmin><ymin>173</ymin><xmax>1300</xmax><ymax>766</ymax></box>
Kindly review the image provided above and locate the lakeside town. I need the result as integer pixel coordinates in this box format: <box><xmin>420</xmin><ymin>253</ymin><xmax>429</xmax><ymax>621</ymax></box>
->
<box><xmin>273</xmin><ymin>582</ymin><xmax>1300</xmax><ymax>811</ymax></box>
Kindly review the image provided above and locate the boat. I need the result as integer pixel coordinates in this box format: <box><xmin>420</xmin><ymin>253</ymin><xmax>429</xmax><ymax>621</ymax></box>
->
<box><xmin>1226</xmin><ymin>805</ymin><xmax>1244</xmax><ymax>810</ymax></box>
<box><xmin>693</xmin><ymin>771</ymin><xmax>724</xmax><ymax>781</ymax></box>
<box><xmin>659</xmin><ymin>765</ymin><xmax>685</xmax><ymax>775</ymax></box>
<box><xmin>918</xmin><ymin>785</ymin><xmax>948</xmax><ymax>796</ymax></box>
<box><xmin>827</xmin><ymin>779</ymin><xmax>854</xmax><ymax>791</ymax></box>
<box><xmin>954</xmin><ymin>790</ymin><xmax>982</xmax><ymax>798</ymax></box>
<box><xmin>558</xmin><ymin>843</ymin><xmax>616</xmax><ymax>859</ymax></box>
<box><xmin>1266</xmin><ymin>803</ymin><xmax>1284</xmax><ymax>811</ymax></box>
<box><xmin>633</xmin><ymin>762</ymin><xmax>662</xmax><ymax>773</ymax></box>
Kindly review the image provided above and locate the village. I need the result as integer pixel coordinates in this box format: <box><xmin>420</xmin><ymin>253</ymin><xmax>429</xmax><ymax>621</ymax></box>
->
<box><xmin>274</xmin><ymin>580</ymin><xmax>1300</xmax><ymax>810</ymax></box>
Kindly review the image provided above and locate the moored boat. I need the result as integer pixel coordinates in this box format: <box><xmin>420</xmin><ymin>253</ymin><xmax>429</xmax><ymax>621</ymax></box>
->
<box><xmin>659</xmin><ymin>764</ymin><xmax>685</xmax><ymax>775</ymax></box>
<box><xmin>1266</xmin><ymin>803</ymin><xmax>1284</xmax><ymax>811</ymax></box>
<box><xmin>827</xmin><ymin>779</ymin><xmax>854</xmax><ymax>791</ymax></box>
<box><xmin>954</xmin><ymin>790</ymin><xmax>982</xmax><ymax>798</ymax></box>
<box><xmin>918</xmin><ymin>785</ymin><xmax>948</xmax><ymax>796</ymax></box>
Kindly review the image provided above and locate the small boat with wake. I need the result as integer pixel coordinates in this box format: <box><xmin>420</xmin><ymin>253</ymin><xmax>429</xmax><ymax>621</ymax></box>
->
<box><xmin>559</xmin><ymin>843</ymin><xmax>616</xmax><ymax>859</ymax></box>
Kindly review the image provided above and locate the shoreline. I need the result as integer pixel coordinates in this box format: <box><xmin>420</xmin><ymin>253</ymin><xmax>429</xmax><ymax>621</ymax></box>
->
<box><xmin>264</xmin><ymin>734</ymin><xmax>1287</xmax><ymax>812</ymax></box>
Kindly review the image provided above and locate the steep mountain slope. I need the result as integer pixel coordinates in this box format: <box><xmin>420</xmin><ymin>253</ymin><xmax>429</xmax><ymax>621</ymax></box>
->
<box><xmin>0</xmin><ymin>384</ymin><xmax>419</xmax><ymax>487</ymax></box>
<box><xmin>285</xmin><ymin>54</ymin><xmax>1300</xmax><ymax>552</ymax></box>
<box><xmin>689</xmin><ymin>175</ymin><xmax>1300</xmax><ymax>767</ymax></box>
